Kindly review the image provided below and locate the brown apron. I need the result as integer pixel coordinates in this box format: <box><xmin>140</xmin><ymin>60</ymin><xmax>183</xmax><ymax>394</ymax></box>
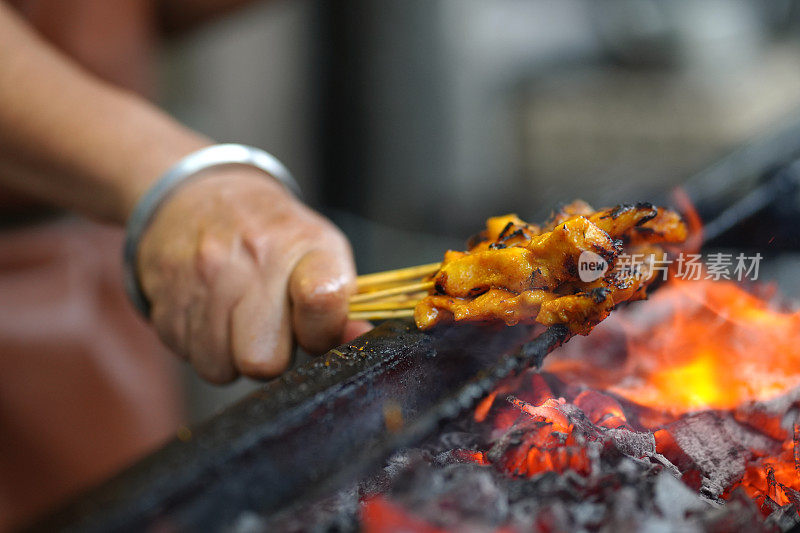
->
<box><xmin>0</xmin><ymin>218</ymin><xmax>183</xmax><ymax>530</ymax></box>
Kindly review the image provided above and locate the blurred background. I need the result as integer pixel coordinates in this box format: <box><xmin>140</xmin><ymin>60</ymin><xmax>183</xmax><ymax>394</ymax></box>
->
<box><xmin>157</xmin><ymin>0</ymin><xmax>800</xmax><ymax>420</ymax></box>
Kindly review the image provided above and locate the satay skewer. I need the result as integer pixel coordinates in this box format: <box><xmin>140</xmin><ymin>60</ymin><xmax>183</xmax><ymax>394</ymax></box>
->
<box><xmin>348</xmin><ymin>263</ymin><xmax>440</xmax><ymax>320</ymax></box>
<box><xmin>355</xmin><ymin>262</ymin><xmax>440</xmax><ymax>290</ymax></box>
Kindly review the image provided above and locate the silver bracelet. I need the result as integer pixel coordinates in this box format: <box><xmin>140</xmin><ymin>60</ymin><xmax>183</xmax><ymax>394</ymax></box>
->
<box><xmin>123</xmin><ymin>143</ymin><xmax>301</xmax><ymax>316</ymax></box>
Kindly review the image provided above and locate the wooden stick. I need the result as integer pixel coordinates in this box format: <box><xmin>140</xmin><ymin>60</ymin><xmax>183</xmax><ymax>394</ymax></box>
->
<box><xmin>349</xmin><ymin>300</ymin><xmax>419</xmax><ymax>312</ymax></box>
<box><xmin>350</xmin><ymin>280</ymin><xmax>434</xmax><ymax>304</ymax></box>
<box><xmin>356</xmin><ymin>262</ymin><xmax>440</xmax><ymax>290</ymax></box>
<box><xmin>348</xmin><ymin>309</ymin><xmax>415</xmax><ymax>321</ymax></box>
<box><xmin>359</xmin><ymin>291</ymin><xmax>429</xmax><ymax>304</ymax></box>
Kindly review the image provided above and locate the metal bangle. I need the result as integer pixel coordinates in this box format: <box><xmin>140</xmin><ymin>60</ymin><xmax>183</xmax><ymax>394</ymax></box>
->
<box><xmin>123</xmin><ymin>143</ymin><xmax>301</xmax><ymax>317</ymax></box>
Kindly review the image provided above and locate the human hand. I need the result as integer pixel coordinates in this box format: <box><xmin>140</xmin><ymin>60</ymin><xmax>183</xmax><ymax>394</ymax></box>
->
<box><xmin>137</xmin><ymin>168</ymin><xmax>370</xmax><ymax>383</ymax></box>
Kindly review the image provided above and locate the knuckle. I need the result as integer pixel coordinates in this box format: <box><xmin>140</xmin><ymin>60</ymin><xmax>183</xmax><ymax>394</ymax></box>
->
<box><xmin>241</xmin><ymin>214</ymin><xmax>351</xmax><ymax>271</ymax></box>
<box><xmin>242</xmin><ymin>229</ymin><xmax>276</xmax><ymax>267</ymax></box>
<box><xmin>304</xmin><ymin>222</ymin><xmax>347</xmax><ymax>249</ymax></box>
<box><xmin>195</xmin><ymin>235</ymin><xmax>229</xmax><ymax>283</ymax></box>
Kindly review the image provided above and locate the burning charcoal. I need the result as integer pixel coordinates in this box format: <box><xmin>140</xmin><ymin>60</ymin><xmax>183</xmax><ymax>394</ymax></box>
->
<box><xmin>530</xmin><ymin>501</ymin><xmax>573</xmax><ymax>532</ymax></box>
<box><xmin>606</xmin><ymin>485</ymin><xmax>643</xmax><ymax>529</ymax></box>
<box><xmin>735</xmin><ymin>388</ymin><xmax>800</xmax><ymax>442</ymax></box>
<box><xmin>262</xmin><ymin>486</ymin><xmax>360</xmax><ymax>533</ymax></box>
<box><xmin>654</xmin><ymin>429</ymin><xmax>700</xmax><ymax>476</ymax></box>
<box><xmin>760</xmin><ymin>493</ymin><xmax>783</xmax><ymax>516</ymax></box>
<box><xmin>360</xmin><ymin>496</ymin><xmax>447</xmax><ymax>533</ymax></box>
<box><xmin>388</xmin><ymin>463</ymin><xmax>510</xmax><ymax>528</ymax></box>
<box><xmin>794</xmin><ymin>422</ymin><xmax>800</xmax><ymax>473</ymax></box>
<box><xmin>666</xmin><ymin>412</ymin><xmax>749</xmax><ymax>498</ymax></box>
<box><xmin>567</xmin><ymin>501</ymin><xmax>606</xmax><ymax>530</ymax></box>
<box><xmin>280</xmin><ymin>375</ymin><xmax>800</xmax><ymax>533</ymax></box>
<box><xmin>720</xmin><ymin>414</ymin><xmax>784</xmax><ymax>456</ymax></box>
<box><xmin>428</xmin><ymin>430</ymin><xmax>483</xmax><ymax>453</ymax></box>
<box><xmin>764</xmin><ymin>502</ymin><xmax>800</xmax><ymax>531</ymax></box>
<box><xmin>573</xmin><ymin>390</ymin><xmax>630</xmax><ymax>429</ymax></box>
<box><xmin>603</xmin><ymin>427</ymin><xmax>656</xmax><ymax>458</ymax></box>
<box><xmin>359</xmin><ymin>450</ymin><xmax>417</xmax><ymax>498</ymax></box>
<box><xmin>485</xmin><ymin>417</ymin><xmax>549</xmax><ymax>464</ymax></box>
<box><xmin>555</xmin><ymin>402</ymin><xmax>598</xmax><ymax>431</ymax></box>
<box><xmin>597</xmin><ymin>425</ymin><xmax>683</xmax><ymax>480</ymax></box>
<box><xmin>652</xmin><ymin>471</ymin><xmax>713</xmax><ymax>522</ymax></box>
<box><xmin>503</xmin><ymin>475</ymin><xmax>581</xmax><ymax>530</ymax></box>
<box><xmin>779</xmin><ymin>483</ymin><xmax>800</xmax><ymax>509</ymax></box>
<box><xmin>432</xmin><ymin>449</ymin><xmax>488</xmax><ymax>466</ymax></box>
<box><xmin>701</xmin><ymin>488</ymin><xmax>774</xmax><ymax>533</ymax></box>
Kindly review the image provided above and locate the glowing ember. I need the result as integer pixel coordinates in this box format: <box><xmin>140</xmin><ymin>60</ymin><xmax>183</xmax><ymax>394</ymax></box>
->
<box><xmin>361</xmin><ymin>496</ymin><xmax>450</xmax><ymax>533</ymax></box>
<box><xmin>461</xmin><ymin>276</ymin><xmax>800</xmax><ymax>520</ymax></box>
<box><xmin>549</xmin><ymin>278</ymin><xmax>800</xmax><ymax>413</ymax></box>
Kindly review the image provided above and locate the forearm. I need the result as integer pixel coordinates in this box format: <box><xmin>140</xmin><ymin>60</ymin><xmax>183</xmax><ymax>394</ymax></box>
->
<box><xmin>0</xmin><ymin>4</ymin><xmax>209</xmax><ymax>224</ymax></box>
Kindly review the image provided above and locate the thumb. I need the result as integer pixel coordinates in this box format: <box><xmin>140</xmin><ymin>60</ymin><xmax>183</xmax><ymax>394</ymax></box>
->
<box><xmin>289</xmin><ymin>246</ymin><xmax>355</xmax><ymax>354</ymax></box>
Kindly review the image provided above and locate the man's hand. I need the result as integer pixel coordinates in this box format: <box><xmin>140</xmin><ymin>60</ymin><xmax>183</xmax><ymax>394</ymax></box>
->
<box><xmin>138</xmin><ymin>168</ymin><xmax>369</xmax><ymax>383</ymax></box>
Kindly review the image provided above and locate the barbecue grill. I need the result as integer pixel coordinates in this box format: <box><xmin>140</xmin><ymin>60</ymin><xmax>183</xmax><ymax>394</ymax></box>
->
<box><xmin>28</xmin><ymin>115</ymin><xmax>800</xmax><ymax>533</ymax></box>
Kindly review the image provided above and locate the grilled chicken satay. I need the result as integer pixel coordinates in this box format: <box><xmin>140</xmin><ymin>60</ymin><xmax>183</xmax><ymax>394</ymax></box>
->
<box><xmin>540</xmin><ymin>200</ymin><xmax>595</xmax><ymax>232</ymax></box>
<box><xmin>434</xmin><ymin>216</ymin><xmax>619</xmax><ymax>298</ymax></box>
<box><xmin>587</xmin><ymin>203</ymin><xmax>658</xmax><ymax>237</ymax></box>
<box><xmin>537</xmin><ymin>271</ymin><xmax>647</xmax><ymax>335</ymax></box>
<box><xmin>414</xmin><ymin>201</ymin><xmax>687</xmax><ymax>334</ymax></box>
<box><xmin>625</xmin><ymin>208</ymin><xmax>688</xmax><ymax>245</ymax></box>
<box><xmin>467</xmin><ymin>214</ymin><xmax>539</xmax><ymax>251</ymax></box>
<box><xmin>414</xmin><ymin>289</ymin><xmax>558</xmax><ymax>330</ymax></box>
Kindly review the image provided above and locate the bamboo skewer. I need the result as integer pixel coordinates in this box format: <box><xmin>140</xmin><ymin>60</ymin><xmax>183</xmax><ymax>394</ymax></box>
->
<box><xmin>349</xmin><ymin>280</ymin><xmax>434</xmax><ymax>304</ymax></box>
<box><xmin>349</xmin><ymin>263</ymin><xmax>441</xmax><ymax>321</ymax></box>
<box><xmin>349</xmin><ymin>309</ymin><xmax>415</xmax><ymax>321</ymax></box>
<box><xmin>349</xmin><ymin>300</ymin><xmax>418</xmax><ymax>312</ymax></box>
<box><xmin>355</xmin><ymin>262</ymin><xmax>441</xmax><ymax>290</ymax></box>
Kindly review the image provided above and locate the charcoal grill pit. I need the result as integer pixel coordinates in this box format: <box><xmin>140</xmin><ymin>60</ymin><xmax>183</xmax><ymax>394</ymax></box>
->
<box><xmin>28</xmin><ymin>321</ymin><xmax>568</xmax><ymax>532</ymax></box>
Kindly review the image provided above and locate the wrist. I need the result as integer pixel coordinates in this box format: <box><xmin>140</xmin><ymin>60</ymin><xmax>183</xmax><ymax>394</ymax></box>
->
<box><xmin>105</xmin><ymin>91</ymin><xmax>213</xmax><ymax>223</ymax></box>
<box><xmin>123</xmin><ymin>143</ymin><xmax>301</xmax><ymax>316</ymax></box>
<box><xmin>175</xmin><ymin>166</ymin><xmax>295</xmax><ymax>198</ymax></box>
<box><xmin>119</xmin><ymin>137</ymin><xmax>211</xmax><ymax>222</ymax></box>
